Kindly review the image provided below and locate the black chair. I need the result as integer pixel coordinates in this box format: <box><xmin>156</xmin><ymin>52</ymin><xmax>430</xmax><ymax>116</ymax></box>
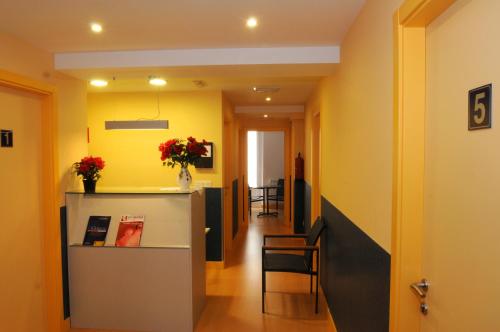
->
<box><xmin>248</xmin><ymin>187</ymin><xmax>263</xmax><ymax>216</ymax></box>
<box><xmin>268</xmin><ymin>178</ymin><xmax>284</xmax><ymax>209</ymax></box>
<box><xmin>261</xmin><ymin>217</ymin><xmax>326</xmax><ymax>313</ymax></box>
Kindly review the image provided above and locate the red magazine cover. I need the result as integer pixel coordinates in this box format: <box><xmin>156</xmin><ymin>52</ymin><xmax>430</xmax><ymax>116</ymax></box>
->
<box><xmin>115</xmin><ymin>216</ymin><xmax>144</xmax><ymax>247</ymax></box>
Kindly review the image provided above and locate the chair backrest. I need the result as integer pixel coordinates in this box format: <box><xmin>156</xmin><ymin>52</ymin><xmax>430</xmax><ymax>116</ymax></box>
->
<box><xmin>304</xmin><ymin>217</ymin><xmax>326</xmax><ymax>268</ymax></box>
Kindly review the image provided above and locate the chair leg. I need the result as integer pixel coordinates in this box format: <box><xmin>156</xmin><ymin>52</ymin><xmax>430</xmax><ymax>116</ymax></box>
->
<box><xmin>262</xmin><ymin>247</ymin><xmax>266</xmax><ymax>313</ymax></box>
<box><xmin>315</xmin><ymin>274</ymin><xmax>319</xmax><ymax>313</ymax></box>
<box><xmin>315</xmin><ymin>251</ymin><xmax>320</xmax><ymax>313</ymax></box>
<box><xmin>310</xmin><ymin>272</ymin><xmax>313</xmax><ymax>293</ymax></box>
<box><xmin>262</xmin><ymin>270</ymin><xmax>266</xmax><ymax>313</ymax></box>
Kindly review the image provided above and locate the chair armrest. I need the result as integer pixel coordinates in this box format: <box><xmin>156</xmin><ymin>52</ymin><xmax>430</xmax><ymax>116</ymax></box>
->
<box><xmin>263</xmin><ymin>234</ymin><xmax>307</xmax><ymax>239</ymax></box>
<box><xmin>262</xmin><ymin>245</ymin><xmax>319</xmax><ymax>252</ymax></box>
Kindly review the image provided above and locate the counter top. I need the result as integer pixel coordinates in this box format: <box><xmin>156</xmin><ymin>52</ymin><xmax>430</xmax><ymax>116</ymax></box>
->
<box><xmin>66</xmin><ymin>186</ymin><xmax>203</xmax><ymax>195</ymax></box>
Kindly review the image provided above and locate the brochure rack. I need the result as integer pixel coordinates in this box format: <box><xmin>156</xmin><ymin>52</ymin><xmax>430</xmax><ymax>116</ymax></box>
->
<box><xmin>65</xmin><ymin>188</ymin><xmax>206</xmax><ymax>332</ymax></box>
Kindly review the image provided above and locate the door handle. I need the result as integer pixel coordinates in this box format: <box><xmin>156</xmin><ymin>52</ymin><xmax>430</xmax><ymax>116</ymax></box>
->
<box><xmin>410</xmin><ymin>279</ymin><xmax>429</xmax><ymax>298</ymax></box>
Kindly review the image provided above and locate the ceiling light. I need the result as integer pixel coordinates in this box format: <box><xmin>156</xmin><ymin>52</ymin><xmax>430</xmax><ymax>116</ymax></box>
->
<box><xmin>90</xmin><ymin>22</ymin><xmax>103</xmax><ymax>34</ymax></box>
<box><xmin>265</xmin><ymin>97</ymin><xmax>271</xmax><ymax>102</ymax></box>
<box><xmin>149</xmin><ymin>78</ymin><xmax>167</xmax><ymax>86</ymax></box>
<box><xmin>263</xmin><ymin>114</ymin><xmax>268</xmax><ymax>118</ymax></box>
<box><xmin>246</xmin><ymin>17</ymin><xmax>258</xmax><ymax>29</ymax></box>
<box><xmin>90</xmin><ymin>79</ymin><xmax>108</xmax><ymax>87</ymax></box>
<box><xmin>253</xmin><ymin>86</ymin><xmax>280</xmax><ymax>93</ymax></box>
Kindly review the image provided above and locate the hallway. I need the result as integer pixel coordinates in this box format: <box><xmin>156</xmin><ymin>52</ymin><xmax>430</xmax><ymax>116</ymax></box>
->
<box><xmin>196</xmin><ymin>211</ymin><xmax>336</xmax><ymax>332</ymax></box>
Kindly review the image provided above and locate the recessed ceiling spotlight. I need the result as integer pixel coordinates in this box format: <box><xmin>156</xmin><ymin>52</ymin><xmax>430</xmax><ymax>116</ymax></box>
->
<box><xmin>90</xmin><ymin>22</ymin><xmax>103</xmax><ymax>34</ymax></box>
<box><xmin>264</xmin><ymin>114</ymin><xmax>269</xmax><ymax>118</ymax></box>
<box><xmin>265</xmin><ymin>97</ymin><xmax>272</xmax><ymax>102</ymax></box>
<box><xmin>246</xmin><ymin>17</ymin><xmax>258</xmax><ymax>29</ymax></box>
<box><xmin>90</xmin><ymin>79</ymin><xmax>108</xmax><ymax>87</ymax></box>
<box><xmin>149</xmin><ymin>77</ymin><xmax>167</xmax><ymax>86</ymax></box>
<box><xmin>252</xmin><ymin>86</ymin><xmax>280</xmax><ymax>93</ymax></box>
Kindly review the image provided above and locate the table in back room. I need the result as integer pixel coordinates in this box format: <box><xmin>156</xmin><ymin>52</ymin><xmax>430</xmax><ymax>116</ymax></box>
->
<box><xmin>251</xmin><ymin>185</ymin><xmax>279</xmax><ymax>217</ymax></box>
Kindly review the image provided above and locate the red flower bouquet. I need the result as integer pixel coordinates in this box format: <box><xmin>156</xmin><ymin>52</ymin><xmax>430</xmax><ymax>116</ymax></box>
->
<box><xmin>159</xmin><ymin>137</ymin><xmax>208</xmax><ymax>168</ymax></box>
<box><xmin>73</xmin><ymin>156</ymin><xmax>106</xmax><ymax>181</ymax></box>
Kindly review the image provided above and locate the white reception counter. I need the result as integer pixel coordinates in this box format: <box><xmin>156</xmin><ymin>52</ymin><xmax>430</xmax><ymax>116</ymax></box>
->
<box><xmin>65</xmin><ymin>188</ymin><xmax>206</xmax><ymax>332</ymax></box>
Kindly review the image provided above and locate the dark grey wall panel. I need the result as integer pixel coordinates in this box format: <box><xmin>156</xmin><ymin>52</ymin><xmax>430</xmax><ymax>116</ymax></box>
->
<box><xmin>304</xmin><ymin>181</ymin><xmax>312</xmax><ymax>232</ymax></box>
<box><xmin>232</xmin><ymin>179</ymin><xmax>238</xmax><ymax>238</ymax></box>
<box><xmin>293</xmin><ymin>179</ymin><xmax>305</xmax><ymax>233</ymax></box>
<box><xmin>320</xmin><ymin>197</ymin><xmax>390</xmax><ymax>332</ymax></box>
<box><xmin>205</xmin><ymin>188</ymin><xmax>223</xmax><ymax>261</ymax></box>
<box><xmin>60</xmin><ymin>206</ymin><xmax>70</xmax><ymax>319</ymax></box>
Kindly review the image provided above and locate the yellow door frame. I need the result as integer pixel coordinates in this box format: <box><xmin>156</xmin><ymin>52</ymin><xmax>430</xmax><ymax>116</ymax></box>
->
<box><xmin>221</xmin><ymin>118</ymin><xmax>236</xmax><ymax>269</ymax></box>
<box><xmin>311</xmin><ymin>111</ymin><xmax>321</xmax><ymax>223</ymax></box>
<box><xmin>390</xmin><ymin>1</ymin><xmax>455</xmax><ymax>331</ymax></box>
<box><xmin>239</xmin><ymin>127</ymin><xmax>248</xmax><ymax>228</ymax></box>
<box><xmin>0</xmin><ymin>70</ymin><xmax>63</xmax><ymax>332</ymax></box>
<box><xmin>239</xmin><ymin>119</ymin><xmax>292</xmax><ymax>226</ymax></box>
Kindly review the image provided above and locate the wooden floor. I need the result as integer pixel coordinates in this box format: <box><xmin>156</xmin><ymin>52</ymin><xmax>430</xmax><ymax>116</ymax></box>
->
<box><xmin>71</xmin><ymin>209</ymin><xmax>336</xmax><ymax>332</ymax></box>
<box><xmin>195</xmin><ymin>209</ymin><xmax>336</xmax><ymax>332</ymax></box>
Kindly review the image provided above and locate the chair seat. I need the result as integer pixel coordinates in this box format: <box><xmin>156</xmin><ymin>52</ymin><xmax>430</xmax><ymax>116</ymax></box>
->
<box><xmin>264</xmin><ymin>253</ymin><xmax>310</xmax><ymax>273</ymax></box>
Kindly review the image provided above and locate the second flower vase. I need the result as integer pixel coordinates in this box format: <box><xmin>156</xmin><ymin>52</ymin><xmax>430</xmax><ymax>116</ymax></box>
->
<box><xmin>178</xmin><ymin>167</ymin><xmax>192</xmax><ymax>191</ymax></box>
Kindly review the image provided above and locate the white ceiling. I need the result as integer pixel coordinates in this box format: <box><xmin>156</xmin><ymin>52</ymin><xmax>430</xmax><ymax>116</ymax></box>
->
<box><xmin>0</xmin><ymin>0</ymin><xmax>363</xmax><ymax>106</ymax></box>
<box><xmin>76</xmin><ymin>64</ymin><xmax>336</xmax><ymax>106</ymax></box>
<box><xmin>0</xmin><ymin>0</ymin><xmax>365</xmax><ymax>52</ymax></box>
<box><xmin>87</xmin><ymin>76</ymin><xmax>320</xmax><ymax>106</ymax></box>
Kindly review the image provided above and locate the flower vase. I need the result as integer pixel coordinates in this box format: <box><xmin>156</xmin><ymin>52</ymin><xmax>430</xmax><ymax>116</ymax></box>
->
<box><xmin>178</xmin><ymin>167</ymin><xmax>192</xmax><ymax>191</ymax></box>
<box><xmin>83</xmin><ymin>178</ymin><xmax>97</xmax><ymax>194</ymax></box>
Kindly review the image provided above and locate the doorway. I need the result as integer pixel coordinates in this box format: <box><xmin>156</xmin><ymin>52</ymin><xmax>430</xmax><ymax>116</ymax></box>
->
<box><xmin>0</xmin><ymin>72</ymin><xmax>61</xmax><ymax>332</ymax></box>
<box><xmin>247</xmin><ymin>131</ymin><xmax>286</xmax><ymax>220</ymax></box>
<box><xmin>391</xmin><ymin>0</ymin><xmax>500</xmax><ymax>331</ymax></box>
<box><xmin>423</xmin><ymin>1</ymin><xmax>500</xmax><ymax>330</ymax></box>
<box><xmin>0</xmin><ymin>85</ymin><xmax>45</xmax><ymax>331</ymax></box>
<box><xmin>240</xmin><ymin>122</ymin><xmax>292</xmax><ymax>227</ymax></box>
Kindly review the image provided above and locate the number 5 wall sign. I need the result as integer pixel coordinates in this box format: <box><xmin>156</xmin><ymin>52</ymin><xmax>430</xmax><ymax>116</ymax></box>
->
<box><xmin>469</xmin><ymin>84</ymin><xmax>492</xmax><ymax>130</ymax></box>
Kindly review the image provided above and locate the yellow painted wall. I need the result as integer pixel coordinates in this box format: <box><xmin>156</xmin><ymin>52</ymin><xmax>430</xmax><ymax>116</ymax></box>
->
<box><xmin>87</xmin><ymin>91</ymin><xmax>223</xmax><ymax>187</ymax></box>
<box><xmin>305</xmin><ymin>0</ymin><xmax>403</xmax><ymax>252</ymax></box>
<box><xmin>222</xmin><ymin>93</ymin><xmax>240</xmax><ymax>254</ymax></box>
<box><xmin>56</xmin><ymin>76</ymin><xmax>88</xmax><ymax>198</ymax></box>
<box><xmin>422</xmin><ymin>1</ymin><xmax>500</xmax><ymax>330</ymax></box>
<box><xmin>0</xmin><ymin>31</ymin><xmax>88</xmax><ymax>202</ymax></box>
<box><xmin>291</xmin><ymin>119</ymin><xmax>305</xmax><ymax>177</ymax></box>
<box><xmin>231</xmin><ymin>120</ymin><xmax>240</xmax><ymax>181</ymax></box>
<box><xmin>291</xmin><ymin>119</ymin><xmax>305</xmax><ymax>225</ymax></box>
<box><xmin>304</xmin><ymin>96</ymin><xmax>316</xmax><ymax>184</ymax></box>
<box><xmin>222</xmin><ymin>93</ymin><xmax>239</xmax><ymax>181</ymax></box>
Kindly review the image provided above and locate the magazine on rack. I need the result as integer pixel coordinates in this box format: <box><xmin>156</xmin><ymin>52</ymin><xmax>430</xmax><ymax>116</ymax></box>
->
<box><xmin>82</xmin><ymin>216</ymin><xmax>111</xmax><ymax>246</ymax></box>
<box><xmin>115</xmin><ymin>215</ymin><xmax>144</xmax><ymax>247</ymax></box>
